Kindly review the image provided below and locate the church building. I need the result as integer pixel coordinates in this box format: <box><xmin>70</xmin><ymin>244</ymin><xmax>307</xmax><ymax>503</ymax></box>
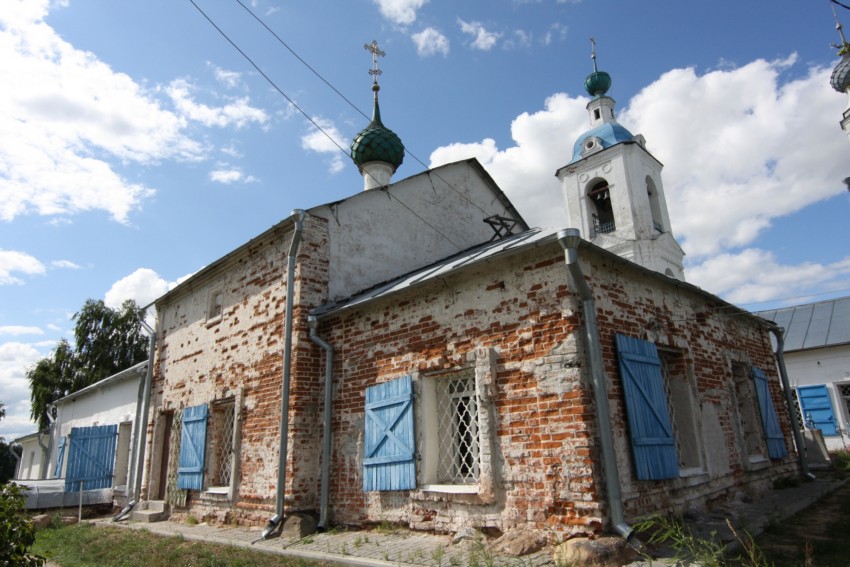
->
<box><xmin>139</xmin><ymin>43</ymin><xmax>799</xmax><ymax>544</ymax></box>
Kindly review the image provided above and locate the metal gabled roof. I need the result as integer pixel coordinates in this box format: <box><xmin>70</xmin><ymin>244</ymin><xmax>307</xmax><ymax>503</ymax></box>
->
<box><xmin>311</xmin><ymin>227</ymin><xmax>560</xmax><ymax>318</ymax></box>
<box><xmin>756</xmin><ymin>296</ymin><xmax>850</xmax><ymax>351</ymax></box>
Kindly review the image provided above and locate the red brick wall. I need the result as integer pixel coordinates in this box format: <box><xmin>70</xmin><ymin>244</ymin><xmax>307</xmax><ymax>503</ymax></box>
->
<box><xmin>313</xmin><ymin>241</ymin><xmax>795</xmax><ymax>536</ymax></box>
<box><xmin>146</xmin><ymin>214</ymin><xmax>329</xmax><ymax>523</ymax></box>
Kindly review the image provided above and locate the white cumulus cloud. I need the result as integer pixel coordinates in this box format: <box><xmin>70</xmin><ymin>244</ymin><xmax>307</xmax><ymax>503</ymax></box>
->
<box><xmin>458</xmin><ymin>19</ymin><xmax>501</xmax><ymax>51</ymax></box>
<box><xmin>301</xmin><ymin>118</ymin><xmax>349</xmax><ymax>174</ymax></box>
<box><xmin>372</xmin><ymin>0</ymin><xmax>429</xmax><ymax>25</ymax></box>
<box><xmin>412</xmin><ymin>27</ymin><xmax>450</xmax><ymax>57</ymax></box>
<box><xmin>430</xmin><ymin>55</ymin><xmax>849</xmax><ymax>305</ymax></box>
<box><xmin>0</xmin><ymin>250</ymin><xmax>46</xmax><ymax>285</ymax></box>
<box><xmin>104</xmin><ymin>268</ymin><xmax>179</xmax><ymax>309</ymax></box>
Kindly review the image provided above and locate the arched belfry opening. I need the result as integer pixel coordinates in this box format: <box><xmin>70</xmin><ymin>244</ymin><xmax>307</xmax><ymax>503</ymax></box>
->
<box><xmin>646</xmin><ymin>176</ymin><xmax>664</xmax><ymax>233</ymax></box>
<box><xmin>587</xmin><ymin>178</ymin><xmax>615</xmax><ymax>236</ymax></box>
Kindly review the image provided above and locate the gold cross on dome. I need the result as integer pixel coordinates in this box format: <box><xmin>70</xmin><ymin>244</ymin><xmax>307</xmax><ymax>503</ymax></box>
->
<box><xmin>364</xmin><ymin>40</ymin><xmax>385</xmax><ymax>82</ymax></box>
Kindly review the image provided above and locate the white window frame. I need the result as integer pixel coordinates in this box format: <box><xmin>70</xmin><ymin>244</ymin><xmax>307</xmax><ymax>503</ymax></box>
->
<box><xmin>415</xmin><ymin>348</ymin><xmax>498</xmax><ymax>501</ymax></box>
<box><xmin>658</xmin><ymin>348</ymin><xmax>706</xmax><ymax>478</ymax></box>
<box><xmin>730</xmin><ymin>360</ymin><xmax>769</xmax><ymax>467</ymax></box>
<box><xmin>202</xmin><ymin>395</ymin><xmax>241</xmax><ymax>501</ymax></box>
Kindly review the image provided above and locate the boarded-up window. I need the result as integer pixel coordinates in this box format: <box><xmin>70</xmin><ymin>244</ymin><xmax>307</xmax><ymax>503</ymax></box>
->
<box><xmin>177</xmin><ymin>404</ymin><xmax>209</xmax><ymax>491</ymax></box>
<box><xmin>363</xmin><ymin>375</ymin><xmax>416</xmax><ymax>491</ymax></box>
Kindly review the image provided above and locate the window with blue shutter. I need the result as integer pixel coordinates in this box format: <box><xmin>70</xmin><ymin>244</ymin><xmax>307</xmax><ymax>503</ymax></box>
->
<box><xmin>797</xmin><ymin>384</ymin><xmax>838</xmax><ymax>436</ymax></box>
<box><xmin>616</xmin><ymin>334</ymin><xmax>679</xmax><ymax>480</ymax></box>
<box><xmin>751</xmin><ymin>367</ymin><xmax>788</xmax><ymax>459</ymax></box>
<box><xmin>54</xmin><ymin>436</ymin><xmax>66</xmax><ymax>478</ymax></box>
<box><xmin>177</xmin><ymin>404</ymin><xmax>209</xmax><ymax>491</ymax></box>
<box><xmin>364</xmin><ymin>375</ymin><xmax>416</xmax><ymax>491</ymax></box>
<box><xmin>64</xmin><ymin>425</ymin><xmax>118</xmax><ymax>491</ymax></box>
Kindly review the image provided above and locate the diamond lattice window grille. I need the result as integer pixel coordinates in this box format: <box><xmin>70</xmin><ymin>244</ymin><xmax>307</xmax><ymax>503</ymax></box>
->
<box><xmin>838</xmin><ymin>384</ymin><xmax>850</xmax><ymax>424</ymax></box>
<box><xmin>215</xmin><ymin>403</ymin><xmax>235</xmax><ymax>487</ymax></box>
<box><xmin>435</xmin><ymin>370</ymin><xmax>480</xmax><ymax>484</ymax></box>
<box><xmin>166</xmin><ymin>410</ymin><xmax>187</xmax><ymax>508</ymax></box>
<box><xmin>791</xmin><ymin>389</ymin><xmax>804</xmax><ymax>430</ymax></box>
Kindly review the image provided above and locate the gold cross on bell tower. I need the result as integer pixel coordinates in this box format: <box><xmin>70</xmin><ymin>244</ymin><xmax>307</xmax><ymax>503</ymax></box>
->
<box><xmin>364</xmin><ymin>40</ymin><xmax>385</xmax><ymax>85</ymax></box>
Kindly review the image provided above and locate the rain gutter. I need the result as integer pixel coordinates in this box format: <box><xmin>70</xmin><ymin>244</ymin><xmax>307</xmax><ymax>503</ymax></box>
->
<box><xmin>767</xmin><ymin>324</ymin><xmax>811</xmax><ymax>478</ymax></box>
<box><xmin>264</xmin><ymin>209</ymin><xmax>306</xmax><ymax>539</ymax></box>
<box><xmin>556</xmin><ymin>229</ymin><xmax>637</xmax><ymax>545</ymax></box>
<box><xmin>308</xmin><ymin>315</ymin><xmax>334</xmax><ymax>530</ymax></box>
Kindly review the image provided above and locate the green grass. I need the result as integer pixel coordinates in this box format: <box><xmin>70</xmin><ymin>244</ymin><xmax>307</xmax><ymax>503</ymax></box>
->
<box><xmin>33</xmin><ymin>523</ymin><xmax>331</xmax><ymax>567</ymax></box>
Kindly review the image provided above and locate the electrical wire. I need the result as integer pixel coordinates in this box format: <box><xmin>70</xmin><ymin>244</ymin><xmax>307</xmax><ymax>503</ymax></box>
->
<box><xmin>231</xmin><ymin>0</ymin><xmax>517</xmax><ymax>224</ymax></box>
<box><xmin>189</xmin><ymin>0</ymin><xmax>467</xmax><ymax>251</ymax></box>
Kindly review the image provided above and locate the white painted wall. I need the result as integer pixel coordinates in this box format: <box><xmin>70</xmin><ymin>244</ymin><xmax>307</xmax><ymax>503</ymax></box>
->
<box><xmin>784</xmin><ymin>344</ymin><xmax>850</xmax><ymax>452</ymax></box>
<box><xmin>52</xmin><ymin>369</ymin><xmax>142</xmax><ymax>482</ymax></box>
<box><xmin>14</xmin><ymin>434</ymin><xmax>46</xmax><ymax>480</ymax></box>
<box><xmin>311</xmin><ymin>159</ymin><xmax>524</xmax><ymax>302</ymax></box>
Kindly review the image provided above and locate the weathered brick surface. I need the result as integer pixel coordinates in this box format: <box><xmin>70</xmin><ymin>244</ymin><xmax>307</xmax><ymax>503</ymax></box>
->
<box><xmin>147</xmin><ymin>219</ymin><xmax>795</xmax><ymax>537</ymax></box>
<box><xmin>147</xmin><ymin>215</ymin><xmax>330</xmax><ymax>523</ymax></box>
<box><xmin>314</xmin><ymin>242</ymin><xmax>795</xmax><ymax>537</ymax></box>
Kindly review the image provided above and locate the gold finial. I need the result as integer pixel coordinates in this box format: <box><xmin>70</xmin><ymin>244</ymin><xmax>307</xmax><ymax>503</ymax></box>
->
<box><xmin>364</xmin><ymin>40</ymin><xmax>385</xmax><ymax>87</ymax></box>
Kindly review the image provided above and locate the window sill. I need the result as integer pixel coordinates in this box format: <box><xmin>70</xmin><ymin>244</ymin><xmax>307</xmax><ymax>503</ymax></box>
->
<box><xmin>747</xmin><ymin>456</ymin><xmax>770</xmax><ymax>471</ymax></box>
<box><xmin>420</xmin><ymin>484</ymin><xmax>479</xmax><ymax>494</ymax></box>
<box><xmin>201</xmin><ymin>487</ymin><xmax>231</xmax><ymax>500</ymax></box>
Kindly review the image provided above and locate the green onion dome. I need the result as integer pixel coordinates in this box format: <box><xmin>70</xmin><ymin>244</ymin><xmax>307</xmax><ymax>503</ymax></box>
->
<box><xmin>584</xmin><ymin>70</ymin><xmax>612</xmax><ymax>97</ymax></box>
<box><xmin>350</xmin><ymin>85</ymin><xmax>404</xmax><ymax>171</ymax></box>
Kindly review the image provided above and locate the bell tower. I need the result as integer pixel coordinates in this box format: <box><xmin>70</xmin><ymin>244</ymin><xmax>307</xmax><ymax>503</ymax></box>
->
<box><xmin>555</xmin><ymin>39</ymin><xmax>685</xmax><ymax>280</ymax></box>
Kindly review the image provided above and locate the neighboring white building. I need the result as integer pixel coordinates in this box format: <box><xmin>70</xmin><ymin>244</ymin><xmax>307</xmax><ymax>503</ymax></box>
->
<box><xmin>16</xmin><ymin>361</ymin><xmax>147</xmax><ymax>509</ymax></box>
<box><xmin>757</xmin><ymin>297</ymin><xmax>850</xmax><ymax>452</ymax></box>
<box><xmin>12</xmin><ymin>432</ymin><xmax>48</xmax><ymax>481</ymax></box>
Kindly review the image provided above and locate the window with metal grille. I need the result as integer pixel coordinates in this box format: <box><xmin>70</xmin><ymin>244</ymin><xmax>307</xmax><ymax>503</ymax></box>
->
<box><xmin>209</xmin><ymin>400</ymin><xmax>235</xmax><ymax>489</ymax></box>
<box><xmin>791</xmin><ymin>389</ymin><xmax>804</xmax><ymax>431</ymax></box>
<box><xmin>659</xmin><ymin>351</ymin><xmax>703</xmax><ymax>472</ymax></box>
<box><xmin>434</xmin><ymin>370</ymin><xmax>481</xmax><ymax>484</ymax></box>
<box><xmin>838</xmin><ymin>384</ymin><xmax>850</xmax><ymax>426</ymax></box>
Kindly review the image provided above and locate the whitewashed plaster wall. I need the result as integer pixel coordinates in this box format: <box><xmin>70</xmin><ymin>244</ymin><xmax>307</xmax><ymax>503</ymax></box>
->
<box><xmin>312</xmin><ymin>159</ymin><xmax>523</xmax><ymax>302</ymax></box>
<box><xmin>784</xmin><ymin>344</ymin><xmax>850</xmax><ymax>451</ymax></box>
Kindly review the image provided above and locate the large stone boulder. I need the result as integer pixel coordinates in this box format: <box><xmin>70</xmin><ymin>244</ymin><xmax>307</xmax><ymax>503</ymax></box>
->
<box><xmin>490</xmin><ymin>529</ymin><xmax>548</xmax><ymax>556</ymax></box>
<box><xmin>554</xmin><ymin>536</ymin><xmax>638</xmax><ymax>567</ymax></box>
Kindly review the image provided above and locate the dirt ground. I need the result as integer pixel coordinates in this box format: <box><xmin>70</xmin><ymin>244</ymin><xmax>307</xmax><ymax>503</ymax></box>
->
<box><xmin>753</xmin><ymin>475</ymin><xmax>850</xmax><ymax>567</ymax></box>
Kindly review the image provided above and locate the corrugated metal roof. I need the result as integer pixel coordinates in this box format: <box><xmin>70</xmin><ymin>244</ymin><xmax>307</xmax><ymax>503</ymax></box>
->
<box><xmin>311</xmin><ymin>227</ymin><xmax>560</xmax><ymax>317</ymax></box>
<box><xmin>756</xmin><ymin>296</ymin><xmax>850</xmax><ymax>351</ymax></box>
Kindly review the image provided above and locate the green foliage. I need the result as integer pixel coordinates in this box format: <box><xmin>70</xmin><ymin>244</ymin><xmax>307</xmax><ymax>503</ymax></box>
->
<box><xmin>34</xmin><ymin>524</ymin><xmax>330</xmax><ymax>566</ymax></box>
<box><xmin>634</xmin><ymin>514</ymin><xmax>777</xmax><ymax>567</ymax></box>
<box><xmin>832</xmin><ymin>450</ymin><xmax>850</xmax><ymax>472</ymax></box>
<box><xmin>0</xmin><ymin>401</ymin><xmax>21</xmax><ymax>483</ymax></box>
<box><xmin>635</xmin><ymin>514</ymin><xmax>726</xmax><ymax>567</ymax></box>
<box><xmin>72</xmin><ymin>299</ymin><xmax>149</xmax><ymax>387</ymax></box>
<box><xmin>27</xmin><ymin>299</ymin><xmax>149</xmax><ymax>430</ymax></box>
<box><xmin>0</xmin><ymin>483</ymin><xmax>45</xmax><ymax>566</ymax></box>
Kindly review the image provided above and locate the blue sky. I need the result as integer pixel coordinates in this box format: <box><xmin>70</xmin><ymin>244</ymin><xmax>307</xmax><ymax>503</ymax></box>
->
<box><xmin>1</xmin><ymin>0</ymin><xmax>849</xmax><ymax>441</ymax></box>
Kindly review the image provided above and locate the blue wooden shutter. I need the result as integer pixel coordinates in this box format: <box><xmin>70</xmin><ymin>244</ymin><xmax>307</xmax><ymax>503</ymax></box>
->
<box><xmin>54</xmin><ymin>436</ymin><xmax>66</xmax><ymax>478</ymax></box>
<box><xmin>616</xmin><ymin>334</ymin><xmax>679</xmax><ymax>480</ymax></box>
<box><xmin>177</xmin><ymin>404</ymin><xmax>209</xmax><ymax>490</ymax></box>
<box><xmin>797</xmin><ymin>384</ymin><xmax>838</xmax><ymax>436</ymax></box>
<box><xmin>751</xmin><ymin>367</ymin><xmax>788</xmax><ymax>459</ymax></box>
<box><xmin>64</xmin><ymin>425</ymin><xmax>118</xmax><ymax>491</ymax></box>
<box><xmin>364</xmin><ymin>375</ymin><xmax>416</xmax><ymax>491</ymax></box>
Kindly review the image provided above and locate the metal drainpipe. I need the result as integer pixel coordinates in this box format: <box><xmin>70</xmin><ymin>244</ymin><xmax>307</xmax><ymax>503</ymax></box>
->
<box><xmin>38</xmin><ymin>405</ymin><xmax>56</xmax><ymax>480</ymax></box>
<box><xmin>308</xmin><ymin>315</ymin><xmax>334</xmax><ymax>530</ymax></box>
<box><xmin>768</xmin><ymin>324</ymin><xmax>812</xmax><ymax>479</ymax></box>
<box><xmin>556</xmin><ymin>229</ymin><xmax>637</xmax><ymax>545</ymax></box>
<box><xmin>122</xmin><ymin>359</ymin><xmax>148</xmax><ymax>508</ymax></box>
<box><xmin>114</xmin><ymin>322</ymin><xmax>158</xmax><ymax>523</ymax></box>
<box><xmin>264</xmin><ymin>209</ymin><xmax>306</xmax><ymax>539</ymax></box>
